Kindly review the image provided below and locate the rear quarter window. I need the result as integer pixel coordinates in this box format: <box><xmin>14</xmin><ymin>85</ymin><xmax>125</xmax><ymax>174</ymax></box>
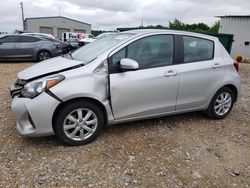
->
<box><xmin>183</xmin><ymin>36</ymin><xmax>214</xmax><ymax>63</ymax></box>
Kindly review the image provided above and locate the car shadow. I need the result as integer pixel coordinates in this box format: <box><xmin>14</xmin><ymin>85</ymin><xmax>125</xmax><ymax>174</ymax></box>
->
<box><xmin>21</xmin><ymin>111</ymin><xmax>208</xmax><ymax>147</ymax></box>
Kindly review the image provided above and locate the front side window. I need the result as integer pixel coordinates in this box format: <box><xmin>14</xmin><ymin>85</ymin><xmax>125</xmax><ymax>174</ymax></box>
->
<box><xmin>183</xmin><ymin>36</ymin><xmax>214</xmax><ymax>63</ymax></box>
<box><xmin>0</xmin><ymin>36</ymin><xmax>19</xmax><ymax>43</ymax></box>
<box><xmin>110</xmin><ymin>34</ymin><xmax>174</xmax><ymax>72</ymax></box>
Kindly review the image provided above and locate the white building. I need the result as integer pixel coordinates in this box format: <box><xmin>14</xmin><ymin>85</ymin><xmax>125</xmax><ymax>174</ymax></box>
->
<box><xmin>24</xmin><ymin>16</ymin><xmax>91</xmax><ymax>39</ymax></box>
<box><xmin>218</xmin><ymin>15</ymin><xmax>250</xmax><ymax>58</ymax></box>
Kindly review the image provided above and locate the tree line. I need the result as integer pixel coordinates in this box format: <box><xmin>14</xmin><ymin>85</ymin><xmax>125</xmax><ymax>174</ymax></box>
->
<box><xmin>114</xmin><ymin>18</ymin><xmax>220</xmax><ymax>35</ymax></box>
<box><xmin>168</xmin><ymin>19</ymin><xmax>220</xmax><ymax>33</ymax></box>
<box><xmin>142</xmin><ymin>19</ymin><xmax>220</xmax><ymax>33</ymax></box>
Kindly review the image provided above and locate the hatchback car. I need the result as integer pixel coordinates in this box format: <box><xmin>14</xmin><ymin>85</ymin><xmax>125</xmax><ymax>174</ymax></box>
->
<box><xmin>10</xmin><ymin>30</ymin><xmax>241</xmax><ymax>146</ymax></box>
<box><xmin>0</xmin><ymin>35</ymin><xmax>63</xmax><ymax>61</ymax></box>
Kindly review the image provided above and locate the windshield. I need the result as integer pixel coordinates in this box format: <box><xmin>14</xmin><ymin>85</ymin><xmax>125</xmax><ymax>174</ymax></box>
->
<box><xmin>71</xmin><ymin>33</ymin><xmax>133</xmax><ymax>63</ymax></box>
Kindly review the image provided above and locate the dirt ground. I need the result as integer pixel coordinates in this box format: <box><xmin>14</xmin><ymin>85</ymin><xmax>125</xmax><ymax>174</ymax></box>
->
<box><xmin>0</xmin><ymin>62</ymin><xmax>249</xmax><ymax>188</ymax></box>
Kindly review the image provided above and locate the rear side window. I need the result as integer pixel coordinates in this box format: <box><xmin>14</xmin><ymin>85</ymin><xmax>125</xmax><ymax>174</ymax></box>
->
<box><xmin>0</xmin><ymin>36</ymin><xmax>19</xmax><ymax>43</ymax></box>
<box><xmin>20</xmin><ymin>36</ymin><xmax>40</xmax><ymax>43</ymax></box>
<box><xmin>183</xmin><ymin>36</ymin><xmax>214</xmax><ymax>63</ymax></box>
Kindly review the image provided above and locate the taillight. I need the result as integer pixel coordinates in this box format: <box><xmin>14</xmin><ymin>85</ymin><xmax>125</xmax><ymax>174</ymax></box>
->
<box><xmin>234</xmin><ymin>62</ymin><xmax>239</xmax><ymax>72</ymax></box>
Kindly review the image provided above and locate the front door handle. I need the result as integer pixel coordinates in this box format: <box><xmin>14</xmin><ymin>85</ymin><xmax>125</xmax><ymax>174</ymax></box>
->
<box><xmin>212</xmin><ymin>63</ymin><xmax>222</xmax><ymax>68</ymax></box>
<box><xmin>164</xmin><ymin>70</ymin><xmax>177</xmax><ymax>77</ymax></box>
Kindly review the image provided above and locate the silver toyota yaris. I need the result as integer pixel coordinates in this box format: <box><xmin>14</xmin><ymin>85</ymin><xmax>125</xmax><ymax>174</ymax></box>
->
<box><xmin>10</xmin><ymin>30</ymin><xmax>241</xmax><ymax>146</ymax></box>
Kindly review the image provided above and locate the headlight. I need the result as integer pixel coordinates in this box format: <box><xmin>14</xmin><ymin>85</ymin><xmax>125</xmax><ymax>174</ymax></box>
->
<box><xmin>21</xmin><ymin>75</ymin><xmax>65</xmax><ymax>99</ymax></box>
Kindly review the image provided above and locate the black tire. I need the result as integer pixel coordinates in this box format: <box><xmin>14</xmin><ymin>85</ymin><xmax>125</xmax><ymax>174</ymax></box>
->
<box><xmin>54</xmin><ymin>101</ymin><xmax>104</xmax><ymax>146</ymax></box>
<box><xmin>206</xmin><ymin>87</ymin><xmax>235</xmax><ymax>119</ymax></box>
<box><xmin>37</xmin><ymin>50</ymin><xmax>51</xmax><ymax>62</ymax></box>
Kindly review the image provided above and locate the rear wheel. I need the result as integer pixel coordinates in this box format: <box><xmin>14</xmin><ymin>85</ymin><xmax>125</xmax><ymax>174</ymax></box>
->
<box><xmin>37</xmin><ymin>50</ymin><xmax>51</xmax><ymax>61</ymax></box>
<box><xmin>206</xmin><ymin>87</ymin><xmax>234</xmax><ymax>119</ymax></box>
<box><xmin>54</xmin><ymin>101</ymin><xmax>104</xmax><ymax>146</ymax></box>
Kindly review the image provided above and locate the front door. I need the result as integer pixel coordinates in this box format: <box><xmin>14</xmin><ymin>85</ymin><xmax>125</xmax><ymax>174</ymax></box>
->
<box><xmin>109</xmin><ymin>34</ymin><xmax>179</xmax><ymax>120</ymax></box>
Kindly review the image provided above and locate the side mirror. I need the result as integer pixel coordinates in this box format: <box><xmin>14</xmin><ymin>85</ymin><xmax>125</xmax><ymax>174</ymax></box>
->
<box><xmin>120</xmin><ymin>58</ymin><xmax>139</xmax><ymax>70</ymax></box>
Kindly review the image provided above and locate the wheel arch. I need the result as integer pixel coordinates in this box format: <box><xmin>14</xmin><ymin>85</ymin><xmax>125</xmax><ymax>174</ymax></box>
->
<box><xmin>222</xmin><ymin>84</ymin><xmax>238</xmax><ymax>102</ymax></box>
<box><xmin>52</xmin><ymin>97</ymin><xmax>108</xmax><ymax>133</ymax></box>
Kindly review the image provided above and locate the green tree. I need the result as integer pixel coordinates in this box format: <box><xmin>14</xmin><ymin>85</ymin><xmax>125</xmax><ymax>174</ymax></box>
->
<box><xmin>208</xmin><ymin>21</ymin><xmax>220</xmax><ymax>33</ymax></box>
<box><xmin>169</xmin><ymin>19</ymin><xmax>210</xmax><ymax>32</ymax></box>
<box><xmin>169</xmin><ymin>19</ymin><xmax>186</xmax><ymax>30</ymax></box>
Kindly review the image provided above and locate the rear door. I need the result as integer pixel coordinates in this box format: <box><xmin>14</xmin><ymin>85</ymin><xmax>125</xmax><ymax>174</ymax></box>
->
<box><xmin>109</xmin><ymin>34</ymin><xmax>180</xmax><ymax>120</ymax></box>
<box><xmin>19</xmin><ymin>36</ymin><xmax>41</xmax><ymax>59</ymax></box>
<box><xmin>176</xmin><ymin>35</ymin><xmax>224</xmax><ymax>110</ymax></box>
<box><xmin>0</xmin><ymin>36</ymin><xmax>20</xmax><ymax>60</ymax></box>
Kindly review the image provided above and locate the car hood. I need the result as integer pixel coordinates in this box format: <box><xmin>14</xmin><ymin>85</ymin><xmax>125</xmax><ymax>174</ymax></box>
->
<box><xmin>18</xmin><ymin>56</ymin><xmax>84</xmax><ymax>80</ymax></box>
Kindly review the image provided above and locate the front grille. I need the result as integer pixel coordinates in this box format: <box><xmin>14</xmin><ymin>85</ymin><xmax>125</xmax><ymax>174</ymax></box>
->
<box><xmin>15</xmin><ymin>79</ymin><xmax>28</xmax><ymax>87</ymax></box>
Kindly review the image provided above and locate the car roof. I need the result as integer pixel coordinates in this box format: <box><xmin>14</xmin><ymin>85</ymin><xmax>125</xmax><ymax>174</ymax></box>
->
<box><xmin>0</xmin><ymin>34</ymin><xmax>46</xmax><ymax>40</ymax></box>
<box><xmin>122</xmin><ymin>29</ymin><xmax>218</xmax><ymax>41</ymax></box>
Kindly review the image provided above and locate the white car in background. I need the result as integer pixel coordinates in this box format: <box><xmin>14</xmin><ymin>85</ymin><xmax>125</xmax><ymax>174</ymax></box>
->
<box><xmin>78</xmin><ymin>32</ymin><xmax>117</xmax><ymax>46</ymax></box>
<box><xmin>78</xmin><ymin>33</ymin><xmax>96</xmax><ymax>46</ymax></box>
<box><xmin>95</xmin><ymin>32</ymin><xmax>117</xmax><ymax>39</ymax></box>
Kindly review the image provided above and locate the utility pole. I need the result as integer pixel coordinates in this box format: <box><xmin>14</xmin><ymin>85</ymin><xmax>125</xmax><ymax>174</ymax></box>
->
<box><xmin>58</xmin><ymin>0</ymin><xmax>61</xmax><ymax>16</ymax></box>
<box><xmin>140</xmin><ymin>19</ymin><xmax>144</xmax><ymax>28</ymax></box>
<box><xmin>59</xmin><ymin>6</ymin><xmax>61</xmax><ymax>16</ymax></box>
<box><xmin>20</xmin><ymin>2</ymin><xmax>25</xmax><ymax>31</ymax></box>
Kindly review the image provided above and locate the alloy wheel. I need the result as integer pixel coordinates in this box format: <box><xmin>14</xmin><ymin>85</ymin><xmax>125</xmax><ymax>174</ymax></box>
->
<box><xmin>39</xmin><ymin>51</ymin><xmax>51</xmax><ymax>61</ymax></box>
<box><xmin>214</xmin><ymin>92</ymin><xmax>232</xmax><ymax>116</ymax></box>
<box><xmin>63</xmin><ymin>108</ymin><xmax>98</xmax><ymax>141</ymax></box>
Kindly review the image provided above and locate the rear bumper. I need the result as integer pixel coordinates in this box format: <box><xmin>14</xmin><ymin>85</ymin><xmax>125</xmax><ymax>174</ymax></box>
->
<box><xmin>11</xmin><ymin>92</ymin><xmax>60</xmax><ymax>137</ymax></box>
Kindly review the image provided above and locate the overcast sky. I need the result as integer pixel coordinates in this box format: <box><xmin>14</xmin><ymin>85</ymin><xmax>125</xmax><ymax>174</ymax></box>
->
<box><xmin>1</xmin><ymin>0</ymin><xmax>250</xmax><ymax>32</ymax></box>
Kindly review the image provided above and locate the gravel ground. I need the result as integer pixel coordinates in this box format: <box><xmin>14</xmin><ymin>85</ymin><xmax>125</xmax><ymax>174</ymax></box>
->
<box><xmin>0</xmin><ymin>62</ymin><xmax>249</xmax><ymax>188</ymax></box>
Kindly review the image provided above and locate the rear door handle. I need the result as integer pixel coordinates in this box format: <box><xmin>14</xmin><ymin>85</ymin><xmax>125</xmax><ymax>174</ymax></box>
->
<box><xmin>164</xmin><ymin>70</ymin><xmax>177</xmax><ymax>77</ymax></box>
<box><xmin>212</xmin><ymin>63</ymin><xmax>222</xmax><ymax>68</ymax></box>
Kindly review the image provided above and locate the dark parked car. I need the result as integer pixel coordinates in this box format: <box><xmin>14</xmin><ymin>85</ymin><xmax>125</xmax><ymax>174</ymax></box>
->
<box><xmin>67</xmin><ymin>38</ymin><xmax>79</xmax><ymax>50</ymax></box>
<box><xmin>0</xmin><ymin>35</ymin><xmax>63</xmax><ymax>61</ymax></box>
<box><xmin>40</xmin><ymin>37</ymin><xmax>74</xmax><ymax>54</ymax></box>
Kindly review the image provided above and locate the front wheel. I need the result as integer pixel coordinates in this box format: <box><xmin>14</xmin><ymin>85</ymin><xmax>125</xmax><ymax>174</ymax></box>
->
<box><xmin>54</xmin><ymin>101</ymin><xmax>104</xmax><ymax>146</ymax></box>
<box><xmin>206</xmin><ymin>87</ymin><xmax>234</xmax><ymax>119</ymax></box>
